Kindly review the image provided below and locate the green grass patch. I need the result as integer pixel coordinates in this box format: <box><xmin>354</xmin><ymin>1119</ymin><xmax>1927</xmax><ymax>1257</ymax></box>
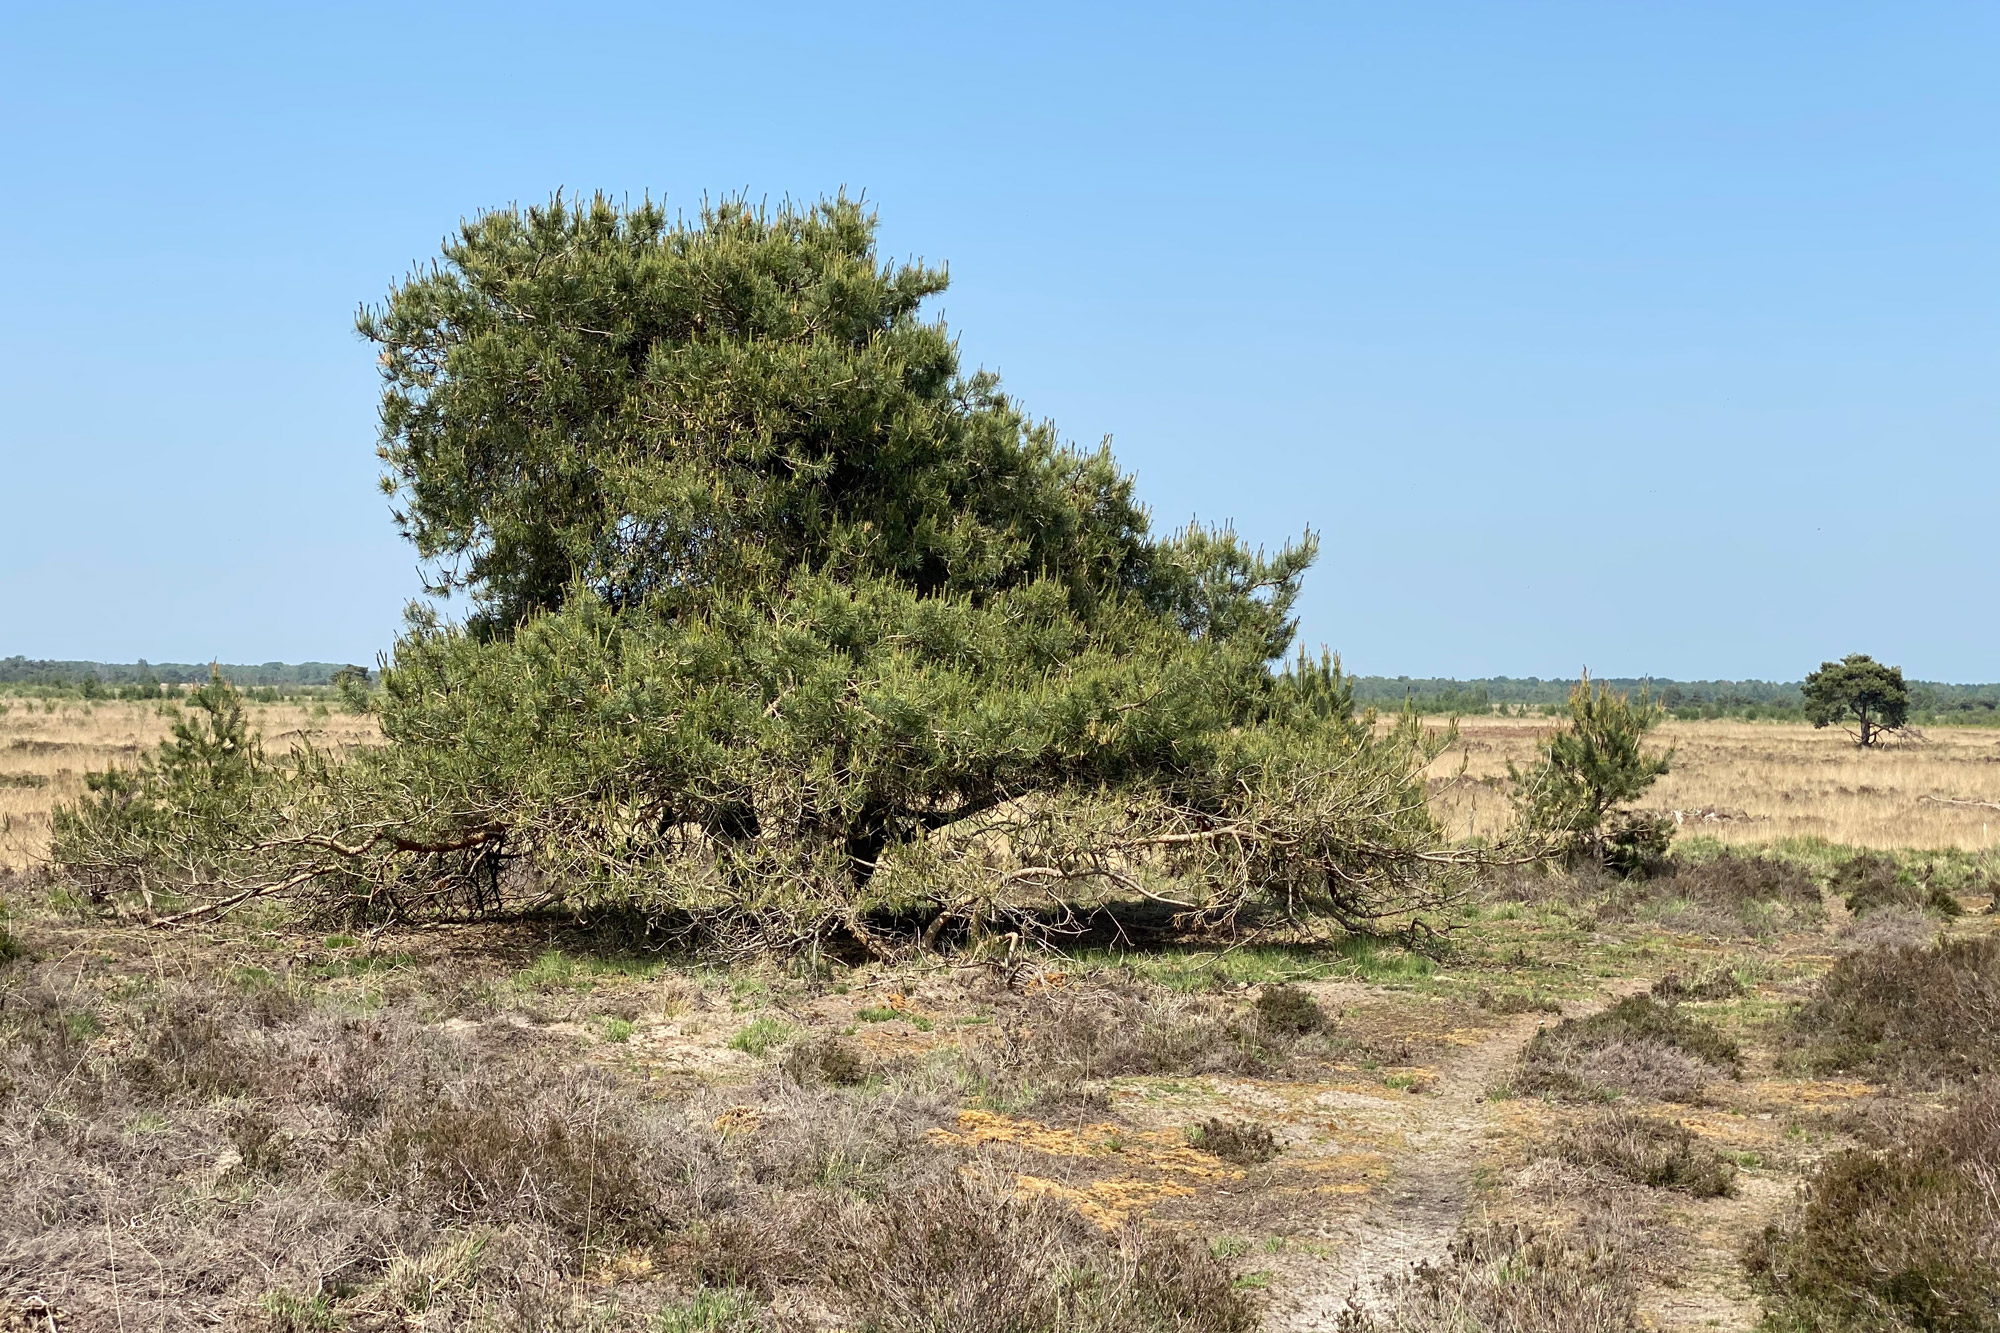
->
<box><xmin>511</xmin><ymin>948</ymin><xmax>667</xmax><ymax>991</ymax></box>
<box><xmin>728</xmin><ymin>1016</ymin><xmax>790</xmax><ymax>1057</ymax></box>
<box><xmin>654</xmin><ymin>1288</ymin><xmax>762</xmax><ymax>1332</ymax></box>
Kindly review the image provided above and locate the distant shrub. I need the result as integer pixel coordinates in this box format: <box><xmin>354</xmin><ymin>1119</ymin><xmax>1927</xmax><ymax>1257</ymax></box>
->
<box><xmin>1187</xmin><ymin>1117</ymin><xmax>1279</xmax><ymax>1166</ymax></box>
<box><xmin>1747</xmin><ymin>1091</ymin><xmax>2000</xmax><ymax>1332</ymax></box>
<box><xmin>1601</xmin><ymin>811</ymin><xmax>1675</xmax><ymax>878</ymax></box>
<box><xmin>1833</xmin><ymin>852</ymin><xmax>1961</xmax><ymax>919</ymax></box>
<box><xmin>1650</xmin><ymin>970</ymin><xmax>1744</xmax><ymax>1003</ymax></box>
<box><xmin>984</xmin><ymin>988</ymin><xmax>1285</xmax><ymax>1090</ymax></box>
<box><xmin>1554</xmin><ymin>1112</ymin><xmax>1736</xmax><ymax>1197</ymax></box>
<box><xmin>1793</xmin><ymin>936</ymin><xmax>2000</xmax><ymax>1086</ymax></box>
<box><xmin>1605</xmin><ymin>850</ymin><xmax>1825</xmax><ymax>939</ymax></box>
<box><xmin>782</xmin><ymin>1034</ymin><xmax>870</xmax><ymax>1088</ymax></box>
<box><xmin>1519</xmin><ymin>995</ymin><xmax>1739</xmax><ymax>1102</ymax></box>
<box><xmin>1253</xmin><ymin>983</ymin><xmax>1327</xmax><ymax>1037</ymax></box>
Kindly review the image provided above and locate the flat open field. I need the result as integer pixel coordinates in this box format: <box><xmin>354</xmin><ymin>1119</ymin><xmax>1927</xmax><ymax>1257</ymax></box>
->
<box><xmin>1428</xmin><ymin>714</ymin><xmax>2000</xmax><ymax>851</ymax></box>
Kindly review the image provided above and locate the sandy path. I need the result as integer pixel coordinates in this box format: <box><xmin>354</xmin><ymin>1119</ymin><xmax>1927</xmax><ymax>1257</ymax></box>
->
<box><xmin>1269</xmin><ymin>983</ymin><xmax>1653</xmax><ymax>1329</ymax></box>
<box><xmin>1276</xmin><ymin>1010</ymin><xmax>1546</xmax><ymax>1326</ymax></box>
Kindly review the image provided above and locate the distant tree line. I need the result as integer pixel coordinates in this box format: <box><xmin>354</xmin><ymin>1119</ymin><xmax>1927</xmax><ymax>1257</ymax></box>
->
<box><xmin>1348</xmin><ymin>674</ymin><xmax>2000</xmax><ymax>723</ymax></box>
<box><xmin>0</xmin><ymin>657</ymin><xmax>371</xmax><ymax>698</ymax></box>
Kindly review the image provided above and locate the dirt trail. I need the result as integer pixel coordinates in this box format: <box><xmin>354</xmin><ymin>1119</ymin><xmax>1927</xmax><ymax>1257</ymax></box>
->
<box><xmin>1271</xmin><ymin>984</ymin><xmax>1648</xmax><ymax>1330</ymax></box>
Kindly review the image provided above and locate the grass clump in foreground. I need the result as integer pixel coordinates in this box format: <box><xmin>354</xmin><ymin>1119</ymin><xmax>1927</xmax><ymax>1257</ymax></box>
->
<box><xmin>1518</xmin><ymin>995</ymin><xmax>1741</xmax><ymax>1103</ymax></box>
<box><xmin>1792</xmin><ymin>935</ymin><xmax>2000</xmax><ymax>1085</ymax></box>
<box><xmin>1336</xmin><ymin>1225</ymin><xmax>1639</xmax><ymax>1332</ymax></box>
<box><xmin>1553</xmin><ymin>1111</ymin><xmax>1737</xmax><ymax>1197</ymax></box>
<box><xmin>1747</xmin><ymin>1092</ymin><xmax>2000</xmax><ymax>1333</ymax></box>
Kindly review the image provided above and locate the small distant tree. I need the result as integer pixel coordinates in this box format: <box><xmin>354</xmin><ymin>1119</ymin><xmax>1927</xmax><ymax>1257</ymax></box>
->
<box><xmin>1512</xmin><ymin>673</ymin><xmax>1673</xmax><ymax>868</ymax></box>
<box><xmin>1802</xmin><ymin>654</ymin><xmax>1908</xmax><ymax>747</ymax></box>
<box><xmin>331</xmin><ymin>664</ymin><xmax>373</xmax><ymax>714</ymax></box>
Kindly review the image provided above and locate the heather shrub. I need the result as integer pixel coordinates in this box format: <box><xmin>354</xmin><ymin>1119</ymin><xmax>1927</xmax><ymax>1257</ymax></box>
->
<box><xmin>1834</xmin><ymin>852</ymin><xmax>1962</xmax><ymax>919</ymax></box>
<box><xmin>1519</xmin><ymin>995</ymin><xmax>1739</xmax><ymax>1102</ymax></box>
<box><xmin>1748</xmin><ymin>1090</ymin><xmax>2000</xmax><ymax>1332</ymax></box>
<box><xmin>1606</xmin><ymin>850</ymin><xmax>1824</xmax><ymax>938</ymax></box>
<box><xmin>1337</xmin><ymin>1224</ymin><xmax>1640</xmax><ymax>1332</ymax></box>
<box><xmin>1793</xmin><ymin>936</ymin><xmax>2000</xmax><ymax>1085</ymax></box>
<box><xmin>825</xmin><ymin>1172</ymin><xmax>1257</xmax><ymax>1333</ymax></box>
<box><xmin>1553</xmin><ymin>1112</ymin><xmax>1736</xmax><ymax>1197</ymax></box>
<box><xmin>1188</xmin><ymin>1117</ymin><xmax>1280</xmax><ymax>1165</ymax></box>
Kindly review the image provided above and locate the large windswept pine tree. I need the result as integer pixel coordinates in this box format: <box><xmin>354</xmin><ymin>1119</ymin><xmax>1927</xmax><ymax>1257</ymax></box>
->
<box><xmin>60</xmin><ymin>194</ymin><xmax>1472</xmax><ymax>951</ymax></box>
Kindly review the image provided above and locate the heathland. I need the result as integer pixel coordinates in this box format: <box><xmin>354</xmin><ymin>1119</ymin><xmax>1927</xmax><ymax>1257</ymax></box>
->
<box><xmin>6</xmin><ymin>695</ymin><xmax>2000</xmax><ymax>1331</ymax></box>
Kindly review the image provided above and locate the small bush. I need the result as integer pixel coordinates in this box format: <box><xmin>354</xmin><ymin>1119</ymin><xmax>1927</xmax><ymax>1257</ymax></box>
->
<box><xmin>345</xmin><ymin>1089</ymin><xmax>667</xmax><ymax>1247</ymax></box>
<box><xmin>1650</xmin><ymin>970</ymin><xmax>1744</xmax><ymax>1003</ymax></box>
<box><xmin>1747</xmin><ymin>1090</ymin><xmax>2000</xmax><ymax>1332</ymax></box>
<box><xmin>987</xmin><ymin>987</ymin><xmax>1284</xmax><ymax>1090</ymax></box>
<box><xmin>1554</xmin><ymin>1112</ymin><xmax>1736</xmax><ymax>1197</ymax></box>
<box><xmin>781</xmin><ymin>1034</ymin><xmax>871</xmax><ymax>1087</ymax></box>
<box><xmin>1836</xmin><ymin>906</ymin><xmax>1937</xmax><ymax>952</ymax></box>
<box><xmin>825</xmin><ymin>1173</ymin><xmax>1257</xmax><ymax>1333</ymax></box>
<box><xmin>1519</xmin><ymin>995</ymin><xmax>1740</xmax><ymax>1103</ymax></box>
<box><xmin>1834</xmin><ymin>852</ymin><xmax>1962</xmax><ymax>919</ymax></box>
<box><xmin>1188</xmin><ymin>1118</ymin><xmax>1279</xmax><ymax>1166</ymax></box>
<box><xmin>1253</xmin><ymin>983</ymin><xmax>1327</xmax><ymax>1037</ymax></box>
<box><xmin>1794</xmin><ymin>936</ymin><xmax>2000</xmax><ymax>1085</ymax></box>
<box><xmin>1338</xmin><ymin>1224</ymin><xmax>1640</xmax><ymax>1331</ymax></box>
<box><xmin>1609</xmin><ymin>850</ymin><xmax>1825</xmax><ymax>938</ymax></box>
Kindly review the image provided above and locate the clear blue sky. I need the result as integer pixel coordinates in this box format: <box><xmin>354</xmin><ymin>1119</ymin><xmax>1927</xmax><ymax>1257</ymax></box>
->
<box><xmin>3</xmin><ymin>2</ymin><xmax>1994</xmax><ymax>680</ymax></box>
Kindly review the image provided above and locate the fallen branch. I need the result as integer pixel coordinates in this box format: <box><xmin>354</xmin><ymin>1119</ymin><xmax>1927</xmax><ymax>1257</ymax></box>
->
<box><xmin>146</xmin><ymin>870</ymin><xmax>318</xmax><ymax>928</ymax></box>
<box><xmin>1922</xmin><ymin>794</ymin><xmax>2000</xmax><ymax>813</ymax></box>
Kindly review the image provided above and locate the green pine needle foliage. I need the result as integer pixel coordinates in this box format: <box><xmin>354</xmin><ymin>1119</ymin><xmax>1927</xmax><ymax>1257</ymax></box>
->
<box><xmin>1511</xmin><ymin>673</ymin><xmax>1673</xmax><ymax>868</ymax></box>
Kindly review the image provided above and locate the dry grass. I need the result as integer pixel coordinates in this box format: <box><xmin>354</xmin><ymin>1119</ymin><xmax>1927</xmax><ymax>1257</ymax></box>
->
<box><xmin>1337</xmin><ymin>1224</ymin><xmax>1642</xmax><ymax>1332</ymax></box>
<box><xmin>1429</xmin><ymin>716</ymin><xmax>2000</xmax><ymax>851</ymax></box>
<box><xmin>0</xmin><ymin>698</ymin><xmax>378</xmax><ymax>870</ymax></box>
